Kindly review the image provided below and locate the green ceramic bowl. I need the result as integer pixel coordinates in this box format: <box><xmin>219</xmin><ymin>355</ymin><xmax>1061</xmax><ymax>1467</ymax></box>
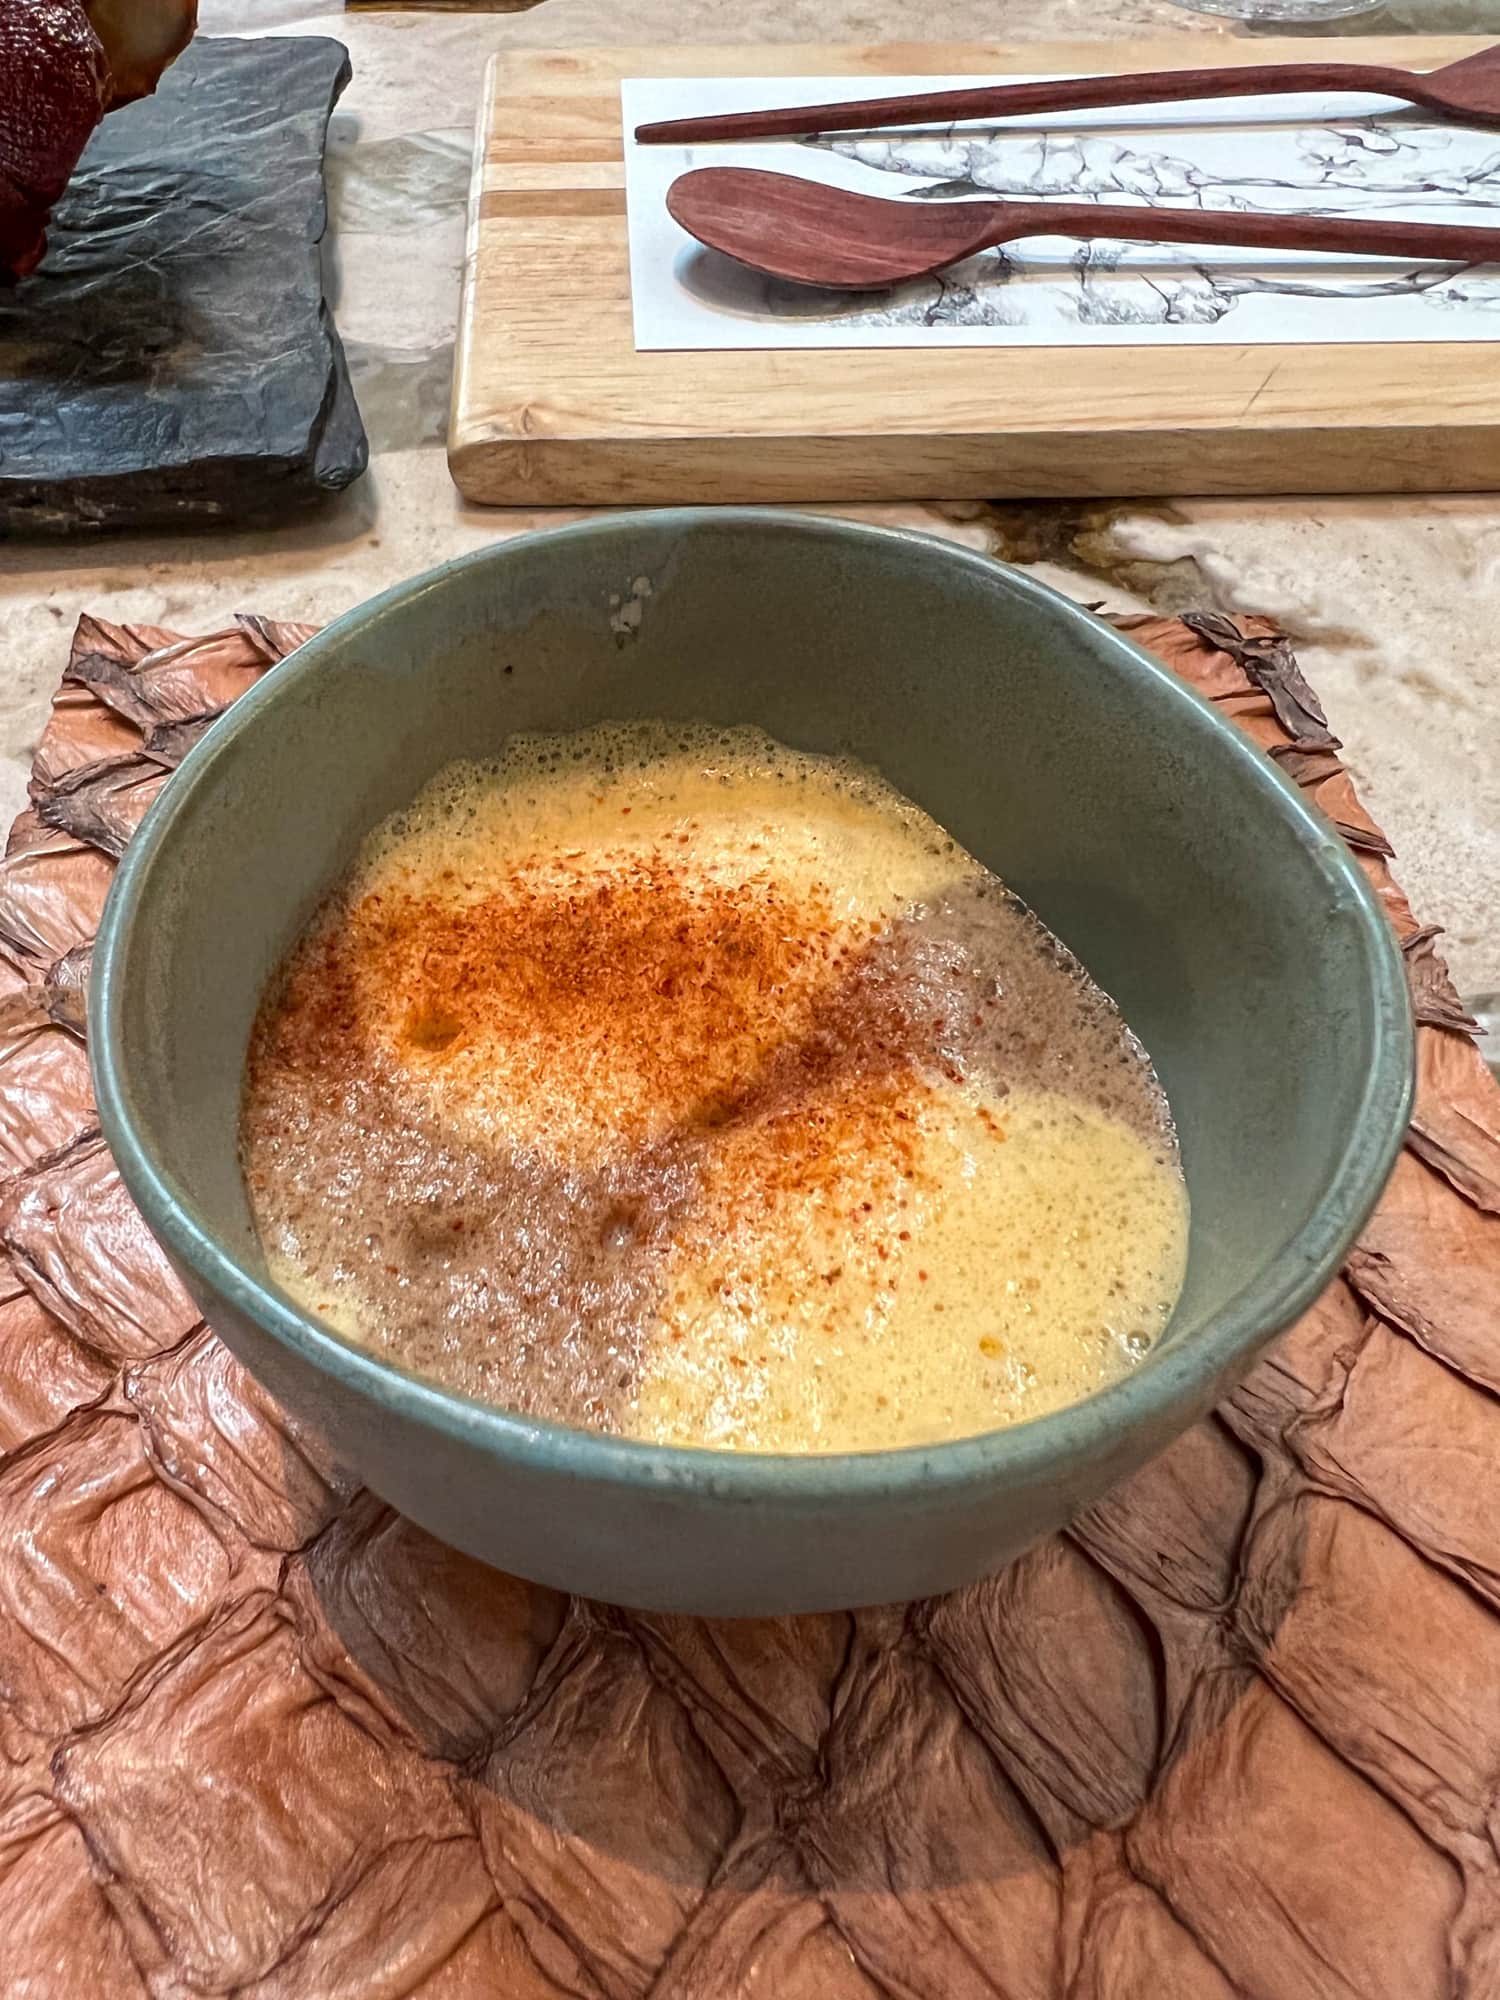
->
<box><xmin>91</xmin><ymin>511</ymin><xmax>1412</xmax><ymax>1614</ymax></box>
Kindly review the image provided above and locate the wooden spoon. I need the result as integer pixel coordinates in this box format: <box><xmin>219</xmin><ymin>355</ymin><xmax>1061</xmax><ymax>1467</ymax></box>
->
<box><xmin>637</xmin><ymin>45</ymin><xmax>1500</xmax><ymax>144</ymax></box>
<box><xmin>667</xmin><ymin>167</ymin><xmax>1500</xmax><ymax>290</ymax></box>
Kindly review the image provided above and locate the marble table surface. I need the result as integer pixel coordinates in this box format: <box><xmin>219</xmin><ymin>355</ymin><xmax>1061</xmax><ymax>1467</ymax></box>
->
<box><xmin>3</xmin><ymin>0</ymin><xmax>1495</xmax><ymax>1029</ymax></box>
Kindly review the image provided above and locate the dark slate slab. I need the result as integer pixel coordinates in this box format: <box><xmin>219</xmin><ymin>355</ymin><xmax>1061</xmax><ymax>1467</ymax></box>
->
<box><xmin>0</xmin><ymin>35</ymin><xmax>367</xmax><ymax>536</ymax></box>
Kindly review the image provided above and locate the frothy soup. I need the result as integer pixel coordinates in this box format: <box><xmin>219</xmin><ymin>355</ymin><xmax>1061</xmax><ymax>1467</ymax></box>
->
<box><xmin>240</xmin><ymin>724</ymin><xmax>1188</xmax><ymax>1452</ymax></box>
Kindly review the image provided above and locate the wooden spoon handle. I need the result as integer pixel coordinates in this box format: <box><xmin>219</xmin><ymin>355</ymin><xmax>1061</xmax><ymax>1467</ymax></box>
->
<box><xmin>635</xmin><ymin>65</ymin><xmax>1422</xmax><ymax>146</ymax></box>
<box><xmin>985</xmin><ymin>200</ymin><xmax>1500</xmax><ymax>264</ymax></box>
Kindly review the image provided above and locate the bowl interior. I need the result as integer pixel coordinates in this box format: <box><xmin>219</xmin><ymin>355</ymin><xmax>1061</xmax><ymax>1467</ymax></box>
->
<box><xmin>97</xmin><ymin>512</ymin><xmax>1409</xmax><ymax>1457</ymax></box>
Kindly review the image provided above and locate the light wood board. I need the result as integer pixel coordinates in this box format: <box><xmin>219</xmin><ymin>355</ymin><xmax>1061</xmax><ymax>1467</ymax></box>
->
<box><xmin>450</xmin><ymin>37</ymin><xmax>1500</xmax><ymax>504</ymax></box>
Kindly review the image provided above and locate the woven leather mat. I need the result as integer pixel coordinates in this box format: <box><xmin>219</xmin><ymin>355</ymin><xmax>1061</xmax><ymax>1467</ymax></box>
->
<box><xmin>0</xmin><ymin>607</ymin><xmax>1496</xmax><ymax>2000</ymax></box>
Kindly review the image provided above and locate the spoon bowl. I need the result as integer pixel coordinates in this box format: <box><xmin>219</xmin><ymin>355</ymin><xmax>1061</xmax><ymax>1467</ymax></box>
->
<box><xmin>668</xmin><ymin>169</ymin><xmax>1001</xmax><ymax>288</ymax></box>
<box><xmin>1381</xmin><ymin>41</ymin><xmax>1500</xmax><ymax>122</ymax></box>
<box><xmin>667</xmin><ymin>166</ymin><xmax>1500</xmax><ymax>291</ymax></box>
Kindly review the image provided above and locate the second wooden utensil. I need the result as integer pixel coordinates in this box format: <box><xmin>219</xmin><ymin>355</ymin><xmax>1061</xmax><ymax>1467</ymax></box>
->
<box><xmin>636</xmin><ymin>44</ymin><xmax>1500</xmax><ymax>142</ymax></box>
<box><xmin>667</xmin><ymin>167</ymin><xmax>1500</xmax><ymax>289</ymax></box>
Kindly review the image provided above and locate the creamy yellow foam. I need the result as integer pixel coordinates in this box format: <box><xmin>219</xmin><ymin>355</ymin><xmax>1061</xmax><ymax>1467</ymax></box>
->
<box><xmin>637</xmin><ymin>1082</ymin><xmax>1186</xmax><ymax>1452</ymax></box>
<box><xmin>343</xmin><ymin>725</ymin><xmax>958</xmax><ymax>1158</ymax></box>
<box><xmin>244</xmin><ymin>723</ymin><xmax>1189</xmax><ymax>1452</ymax></box>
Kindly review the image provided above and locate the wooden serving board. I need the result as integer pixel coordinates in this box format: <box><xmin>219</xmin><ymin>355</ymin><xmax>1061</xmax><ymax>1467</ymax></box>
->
<box><xmin>450</xmin><ymin>37</ymin><xmax>1500</xmax><ymax>504</ymax></box>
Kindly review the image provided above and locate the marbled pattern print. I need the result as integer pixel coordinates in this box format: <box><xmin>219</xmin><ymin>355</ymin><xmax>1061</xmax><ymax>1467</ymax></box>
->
<box><xmin>792</xmin><ymin>114</ymin><xmax>1500</xmax><ymax>329</ymax></box>
<box><xmin>625</xmin><ymin>78</ymin><xmax>1500</xmax><ymax>344</ymax></box>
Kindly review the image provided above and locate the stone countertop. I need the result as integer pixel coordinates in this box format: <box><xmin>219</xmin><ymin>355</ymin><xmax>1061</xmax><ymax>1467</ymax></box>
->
<box><xmin>2</xmin><ymin>0</ymin><xmax>1495</xmax><ymax>1018</ymax></box>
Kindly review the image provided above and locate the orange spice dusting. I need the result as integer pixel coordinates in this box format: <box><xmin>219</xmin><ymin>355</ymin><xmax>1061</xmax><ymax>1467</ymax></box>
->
<box><xmin>330</xmin><ymin>850</ymin><xmax>897</xmax><ymax>1148</ymax></box>
<box><xmin>259</xmin><ymin>831</ymin><xmax>980</xmax><ymax>1329</ymax></box>
<box><xmin>246</xmin><ymin>801</ymin><xmax>1072</xmax><ymax>1434</ymax></box>
<box><xmin>662</xmin><ymin>1063</ymin><xmax>949</xmax><ymax>1335</ymax></box>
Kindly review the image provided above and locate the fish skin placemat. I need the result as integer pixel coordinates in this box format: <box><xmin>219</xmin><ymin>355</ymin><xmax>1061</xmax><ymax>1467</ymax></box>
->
<box><xmin>0</xmin><ymin>606</ymin><xmax>1495</xmax><ymax>1998</ymax></box>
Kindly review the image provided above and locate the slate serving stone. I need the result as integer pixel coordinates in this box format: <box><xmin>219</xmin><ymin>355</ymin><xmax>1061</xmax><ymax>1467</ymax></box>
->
<box><xmin>0</xmin><ymin>35</ymin><xmax>367</xmax><ymax>535</ymax></box>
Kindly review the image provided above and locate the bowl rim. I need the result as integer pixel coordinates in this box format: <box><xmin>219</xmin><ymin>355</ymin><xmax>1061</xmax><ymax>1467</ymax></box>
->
<box><xmin>91</xmin><ymin>507</ymin><xmax>1414</xmax><ymax>1502</ymax></box>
